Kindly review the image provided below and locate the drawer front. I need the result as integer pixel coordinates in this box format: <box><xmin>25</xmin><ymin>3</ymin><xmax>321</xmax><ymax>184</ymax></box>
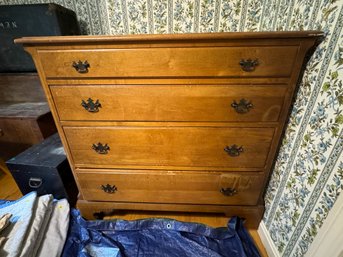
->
<box><xmin>64</xmin><ymin>126</ymin><xmax>274</xmax><ymax>169</ymax></box>
<box><xmin>38</xmin><ymin>46</ymin><xmax>298</xmax><ymax>78</ymax></box>
<box><xmin>76</xmin><ymin>170</ymin><xmax>263</xmax><ymax>205</ymax></box>
<box><xmin>51</xmin><ymin>85</ymin><xmax>286</xmax><ymax>122</ymax></box>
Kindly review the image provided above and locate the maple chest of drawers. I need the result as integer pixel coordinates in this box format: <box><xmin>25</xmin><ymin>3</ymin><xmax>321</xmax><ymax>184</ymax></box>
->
<box><xmin>16</xmin><ymin>32</ymin><xmax>322</xmax><ymax>228</ymax></box>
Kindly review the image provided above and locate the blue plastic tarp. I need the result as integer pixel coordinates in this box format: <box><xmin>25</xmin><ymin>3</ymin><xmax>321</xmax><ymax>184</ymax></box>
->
<box><xmin>62</xmin><ymin>209</ymin><xmax>260</xmax><ymax>257</ymax></box>
<box><xmin>0</xmin><ymin>199</ymin><xmax>10</xmax><ymax>206</ymax></box>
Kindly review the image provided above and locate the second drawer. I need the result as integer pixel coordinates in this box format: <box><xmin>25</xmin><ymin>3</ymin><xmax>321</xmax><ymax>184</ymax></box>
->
<box><xmin>51</xmin><ymin>84</ymin><xmax>286</xmax><ymax>122</ymax></box>
<box><xmin>76</xmin><ymin>169</ymin><xmax>264</xmax><ymax>205</ymax></box>
<box><xmin>64</xmin><ymin>126</ymin><xmax>274</xmax><ymax>170</ymax></box>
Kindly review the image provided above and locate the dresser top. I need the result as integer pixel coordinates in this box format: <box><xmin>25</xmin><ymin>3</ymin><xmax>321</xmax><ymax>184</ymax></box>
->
<box><xmin>15</xmin><ymin>31</ymin><xmax>323</xmax><ymax>45</ymax></box>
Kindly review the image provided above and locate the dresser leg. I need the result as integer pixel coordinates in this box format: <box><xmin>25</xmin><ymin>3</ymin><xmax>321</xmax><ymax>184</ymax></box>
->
<box><xmin>93</xmin><ymin>210</ymin><xmax>118</xmax><ymax>220</ymax></box>
<box><xmin>93</xmin><ymin>211</ymin><xmax>105</xmax><ymax>220</ymax></box>
<box><xmin>223</xmin><ymin>205</ymin><xmax>265</xmax><ymax>229</ymax></box>
<box><xmin>77</xmin><ymin>200</ymin><xmax>115</xmax><ymax>220</ymax></box>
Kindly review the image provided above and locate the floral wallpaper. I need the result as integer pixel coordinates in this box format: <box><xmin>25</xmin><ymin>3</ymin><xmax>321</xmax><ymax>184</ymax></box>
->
<box><xmin>1</xmin><ymin>0</ymin><xmax>342</xmax><ymax>256</ymax></box>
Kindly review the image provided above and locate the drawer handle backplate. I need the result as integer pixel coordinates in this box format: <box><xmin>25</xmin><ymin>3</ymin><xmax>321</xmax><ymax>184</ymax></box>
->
<box><xmin>231</xmin><ymin>99</ymin><xmax>253</xmax><ymax>114</ymax></box>
<box><xmin>239</xmin><ymin>59</ymin><xmax>259</xmax><ymax>72</ymax></box>
<box><xmin>81</xmin><ymin>98</ymin><xmax>102</xmax><ymax>112</ymax></box>
<box><xmin>101</xmin><ymin>184</ymin><xmax>117</xmax><ymax>194</ymax></box>
<box><xmin>220</xmin><ymin>188</ymin><xmax>237</xmax><ymax>196</ymax></box>
<box><xmin>92</xmin><ymin>142</ymin><xmax>110</xmax><ymax>154</ymax></box>
<box><xmin>224</xmin><ymin>145</ymin><xmax>244</xmax><ymax>157</ymax></box>
<box><xmin>72</xmin><ymin>60</ymin><xmax>90</xmax><ymax>73</ymax></box>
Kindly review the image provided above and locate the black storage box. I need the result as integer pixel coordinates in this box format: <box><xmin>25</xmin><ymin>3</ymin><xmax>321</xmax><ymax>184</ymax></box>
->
<box><xmin>0</xmin><ymin>3</ymin><xmax>80</xmax><ymax>72</ymax></box>
<box><xmin>6</xmin><ymin>133</ymin><xmax>78</xmax><ymax>206</ymax></box>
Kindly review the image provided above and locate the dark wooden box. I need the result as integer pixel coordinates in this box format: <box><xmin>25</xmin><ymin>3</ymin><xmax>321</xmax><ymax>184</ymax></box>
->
<box><xmin>0</xmin><ymin>73</ymin><xmax>57</xmax><ymax>160</ymax></box>
<box><xmin>6</xmin><ymin>133</ymin><xmax>78</xmax><ymax>205</ymax></box>
<box><xmin>0</xmin><ymin>3</ymin><xmax>80</xmax><ymax>72</ymax></box>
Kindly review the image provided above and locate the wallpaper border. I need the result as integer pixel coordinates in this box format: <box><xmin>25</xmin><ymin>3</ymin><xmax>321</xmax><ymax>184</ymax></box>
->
<box><xmin>265</xmin><ymin>3</ymin><xmax>343</xmax><ymax>229</ymax></box>
<box><xmin>308</xmin><ymin>0</ymin><xmax>321</xmax><ymax>30</ymax></box>
<box><xmin>285</xmin><ymin>131</ymin><xmax>343</xmax><ymax>256</ymax></box>
<box><xmin>258</xmin><ymin>221</ymin><xmax>281</xmax><ymax>257</ymax></box>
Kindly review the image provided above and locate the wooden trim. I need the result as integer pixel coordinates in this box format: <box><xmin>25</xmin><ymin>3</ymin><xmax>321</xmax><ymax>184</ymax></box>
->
<box><xmin>305</xmin><ymin>192</ymin><xmax>343</xmax><ymax>257</ymax></box>
<box><xmin>0</xmin><ymin>159</ymin><xmax>10</xmax><ymax>176</ymax></box>
<box><xmin>258</xmin><ymin>221</ymin><xmax>280</xmax><ymax>257</ymax></box>
<box><xmin>15</xmin><ymin>31</ymin><xmax>323</xmax><ymax>45</ymax></box>
<box><xmin>46</xmin><ymin>78</ymin><xmax>291</xmax><ymax>85</ymax></box>
<box><xmin>60</xmin><ymin>121</ymin><xmax>279</xmax><ymax>127</ymax></box>
<box><xmin>77</xmin><ymin>198</ymin><xmax>264</xmax><ymax>229</ymax></box>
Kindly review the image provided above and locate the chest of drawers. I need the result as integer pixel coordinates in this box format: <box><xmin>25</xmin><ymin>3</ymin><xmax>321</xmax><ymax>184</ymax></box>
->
<box><xmin>16</xmin><ymin>32</ymin><xmax>322</xmax><ymax>228</ymax></box>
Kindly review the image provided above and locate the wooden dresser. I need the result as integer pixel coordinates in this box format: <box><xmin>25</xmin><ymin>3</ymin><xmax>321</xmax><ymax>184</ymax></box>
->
<box><xmin>16</xmin><ymin>32</ymin><xmax>322</xmax><ymax>228</ymax></box>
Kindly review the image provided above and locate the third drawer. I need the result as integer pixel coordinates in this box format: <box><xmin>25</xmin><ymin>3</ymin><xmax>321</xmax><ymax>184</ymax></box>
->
<box><xmin>64</xmin><ymin>126</ymin><xmax>275</xmax><ymax>170</ymax></box>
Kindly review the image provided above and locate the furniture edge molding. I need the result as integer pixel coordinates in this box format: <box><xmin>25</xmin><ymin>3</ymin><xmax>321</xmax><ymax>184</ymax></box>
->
<box><xmin>257</xmin><ymin>221</ymin><xmax>280</xmax><ymax>257</ymax></box>
<box><xmin>14</xmin><ymin>31</ymin><xmax>324</xmax><ymax>45</ymax></box>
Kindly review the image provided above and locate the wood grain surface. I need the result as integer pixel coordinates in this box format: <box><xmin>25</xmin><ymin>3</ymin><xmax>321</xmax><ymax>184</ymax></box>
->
<box><xmin>64</xmin><ymin>126</ymin><xmax>274</xmax><ymax>169</ymax></box>
<box><xmin>51</xmin><ymin>84</ymin><xmax>286</xmax><ymax>122</ymax></box>
<box><xmin>17</xmin><ymin>32</ymin><xmax>322</xmax><ymax>232</ymax></box>
<box><xmin>38</xmin><ymin>46</ymin><xmax>298</xmax><ymax>78</ymax></box>
<box><xmin>76</xmin><ymin>169</ymin><xmax>264</xmax><ymax>205</ymax></box>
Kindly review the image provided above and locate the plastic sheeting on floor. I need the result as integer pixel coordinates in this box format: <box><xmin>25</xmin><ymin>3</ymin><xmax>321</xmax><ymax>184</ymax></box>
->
<box><xmin>62</xmin><ymin>209</ymin><xmax>260</xmax><ymax>257</ymax></box>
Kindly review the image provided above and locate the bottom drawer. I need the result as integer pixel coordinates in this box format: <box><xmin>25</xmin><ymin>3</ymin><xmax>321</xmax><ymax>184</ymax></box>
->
<box><xmin>76</xmin><ymin>169</ymin><xmax>264</xmax><ymax>205</ymax></box>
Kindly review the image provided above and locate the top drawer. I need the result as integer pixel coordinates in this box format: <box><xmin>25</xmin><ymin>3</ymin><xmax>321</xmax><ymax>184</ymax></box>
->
<box><xmin>38</xmin><ymin>46</ymin><xmax>298</xmax><ymax>79</ymax></box>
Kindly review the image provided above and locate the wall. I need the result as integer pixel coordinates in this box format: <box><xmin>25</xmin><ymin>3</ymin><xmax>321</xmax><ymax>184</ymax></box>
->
<box><xmin>1</xmin><ymin>0</ymin><xmax>342</xmax><ymax>256</ymax></box>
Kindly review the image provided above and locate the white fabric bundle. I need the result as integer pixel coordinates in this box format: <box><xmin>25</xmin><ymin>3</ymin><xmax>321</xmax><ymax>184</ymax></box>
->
<box><xmin>0</xmin><ymin>192</ymin><xmax>70</xmax><ymax>257</ymax></box>
<box><xmin>19</xmin><ymin>194</ymin><xmax>53</xmax><ymax>257</ymax></box>
<box><xmin>0</xmin><ymin>192</ymin><xmax>37</xmax><ymax>257</ymax></box>
<box><xmin>0</xmin><ymin>213</ymin><xmax>12</xmax><ymax>248</ymax></box>
<box><xmin>36</xmin><ymin>199</ymin><xmax>70</xmax><ymax>257</ymax></box>
<box><xmin>0</xmin><ymin>214</ymin><xmax>12</xmax><ymax>233</ymax></box>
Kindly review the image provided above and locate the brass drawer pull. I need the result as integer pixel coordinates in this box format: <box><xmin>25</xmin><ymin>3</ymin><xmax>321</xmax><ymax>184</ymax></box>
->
<box><xmin>72</xmin><ymin>60</ymin><xmax>90</xmax><ymax>73</ymax></box>
<box><xmin>81</xmin><ymin>98</ymin><xmax>102</xmax><ymax>112</ymax></box>
<box><xmin>224</xmin><ymin>144</ymin><xmax>243</xmax><ymax>157</ymax></box>
<box><xmin>220</xmin><ymin>188</ymin><xmax>237</xmax><ymax>196</ymax></box>
<box><xmin>231</xmin><ymin>99</ymin><xmax>253</xmax><ymax>114</ymax></box>
<box><xmin>92</xmin><ymin>142</ymin><xmax>110</xmax><ymax>154</ymax></box>
<box><xmin>101</xmin><ymin>184</ymin><xmax>117</xmax><ymax>194</ymax></box>
<box><xmin>239</xmin><ymin>59</ymin><xmax>259</xmax><ymax>72</ymax></box>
